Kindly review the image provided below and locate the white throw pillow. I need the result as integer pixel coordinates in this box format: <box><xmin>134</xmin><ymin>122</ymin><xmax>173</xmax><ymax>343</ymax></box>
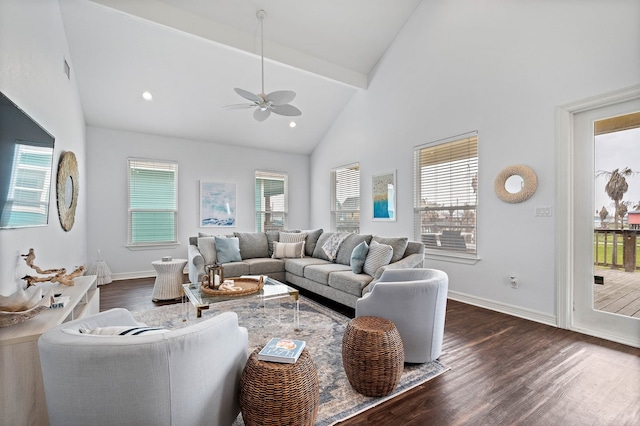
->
<box><xmin>272</xmin><ymin>241</ymin><xmax>305</xmax><ymax>259</ymax></box>
<box><xmin>79</xmin><ymin>326</ymin><xmax>168</xmax><ymax>336</ymax></box>
<box><xmin>363</xmin><ymin>240</ymin><xmax>393</xmax><ymax>276</ymax></box>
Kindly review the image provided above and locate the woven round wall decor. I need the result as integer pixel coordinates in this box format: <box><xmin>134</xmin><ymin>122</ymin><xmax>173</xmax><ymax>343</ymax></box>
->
<box><xmin>56</xmin><ymin>151</ymin><xmax>79</xmax><ymax>231</ymax></box>
<box><xmin>494</xmin><ymin>164</ymin><xmax>537</xmax><ymax>203</ymax></box>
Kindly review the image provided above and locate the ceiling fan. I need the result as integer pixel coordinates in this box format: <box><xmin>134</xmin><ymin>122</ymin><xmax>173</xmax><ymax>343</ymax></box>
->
<box><xmin>225</xmin><ymin>10</ymin><xmax>302</xmax><ymax>122</ymax></box>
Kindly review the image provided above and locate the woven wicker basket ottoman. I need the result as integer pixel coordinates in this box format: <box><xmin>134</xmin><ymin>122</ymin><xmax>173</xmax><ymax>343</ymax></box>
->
<box><xmin>342</xmin><ymin>316</ymin><xmax>404</xmax><ymax>397</ymax></box>
<box><xmin>240</xmin><ymin>347</ymin><xmax>319</xmax><ymax>426</ymax></box>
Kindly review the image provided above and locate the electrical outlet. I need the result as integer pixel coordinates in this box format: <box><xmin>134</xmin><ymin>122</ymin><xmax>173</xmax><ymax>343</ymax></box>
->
<box><xmin>534</xmin><ymin>206</ymin><xmax>552</xmax><ymax>217</ymax></box>
<box><xmin>510</xmin><ymin>276</ymin><xmax>518</xmax><ymax>289</ymax></box>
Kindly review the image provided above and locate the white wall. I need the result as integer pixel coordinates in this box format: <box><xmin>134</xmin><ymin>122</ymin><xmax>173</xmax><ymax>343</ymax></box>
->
<box><xmin>310</xmin><ymin>0</ymin><xmax>640</xmax><ymax>318</ymax></box>
<box><xmin>86</xmin><ymin>126</ymin><xmax>310</xmax><ymax>279</ymax></box>
<box><xmin>0</xmin><ymin>0</ymin><xmax>87</xmax><ymax>296</ymax></box>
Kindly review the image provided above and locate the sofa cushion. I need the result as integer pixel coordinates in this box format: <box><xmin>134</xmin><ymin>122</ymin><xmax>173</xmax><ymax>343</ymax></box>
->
<box><xmin>242</xmin><ymin>258</ymin><xmax>286</xmax><ymax>275</ymax></box>
<box><xmin>197</xmin><ymin>237</ymin><xmax>217</xmax><ymax>265</ymax></box>
<box><xmin>219</xmin><ymin>261</ymin><xmax>250</xmax><ymax>277</ymax></box>
<box><xmin>234</xmin><ymin>232</ymin><xmax>269</xmax><ymax>259</ymax></box>
<box><xmin>215</xmin><ymin>237</ymin><xmax>242</xmax><ymax>263</ymax></box>
<box><xmin>328</xmin><ymin>271</ymin><xmax>373</xmax><ymax>297</ymax></box>
<box><xmin>363</xmin><ymin>240</ymin><xmax>393</xmax><ymax>276</ymax></box>
<box><xmin>284</xmin><ymin>258</ymin><xmax>329</xmax><ymax>276</ymax></box>
<box><xmin>312</xmin><ymin>232</ymin><xmax>335</xmax><ymax>261</ymax></box>
<box><xmin>304</xmin><ymin>263</ymin><xmax>351</xmax><ymax>285</ymax></box>
<box><xmin>350</xmin><ymin>241</ymin><xmax>369</xmax><ymax>274</ymax></box>
<box><xmin>372</xmin><ymin>236</ymin><xmax>408</xmax><ymax>262</ymax></box>
<box><xmin>272</xmin><ymin>241</ymin><xmax>305</xmax><ymax>259</ymax></box>
<box><xmin>302</xmin><ymin>229</ymin><xmax>323</xmax><ymax>257</ymax></box>
<box><xmin>336</xmin><ymin>234</ymin><xmax>372</xmax><ymax>266</ymax></box>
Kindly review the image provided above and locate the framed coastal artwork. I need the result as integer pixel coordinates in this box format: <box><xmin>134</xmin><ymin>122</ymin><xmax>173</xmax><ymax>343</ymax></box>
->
<box><xmin>200</xmin><ymin>181</ymin><xmax>236</xmax><ymax>227</ymax></box>
<box><xmin>372</xmin><ymin>170</ymin><xmax>396</xmax><ymax>221</ymax></box>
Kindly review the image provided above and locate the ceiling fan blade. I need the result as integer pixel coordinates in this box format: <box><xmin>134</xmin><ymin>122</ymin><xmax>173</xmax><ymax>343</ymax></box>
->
<box><xmin>253</xmin><ymin>108</ymin><xmax>271</xmax><ymax>122</ymax></box>
<box><xmin>234</xmin><ymin>88</ymin><xmax>262</xmax><ymax>103</ymax></box>
<box><xmin>265</xmin><ymin>90</ymin><xmax>296</xmax><ymax>106</ymax></box>
<box><xmin>223</xmin><ymin>103</ymin><xmax>255</xmax><ymax>110</ymax></box>
<box><xmin>271</xmin><ymin>104</ymin><xmax>302</xmax><ymax>117</ymax></box>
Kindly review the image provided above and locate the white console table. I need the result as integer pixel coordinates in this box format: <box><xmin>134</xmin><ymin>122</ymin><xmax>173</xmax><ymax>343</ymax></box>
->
<box><xmin>0</xmin><ymin>275</ymin><xmax>99</xmax><ymax>425</ymax></box>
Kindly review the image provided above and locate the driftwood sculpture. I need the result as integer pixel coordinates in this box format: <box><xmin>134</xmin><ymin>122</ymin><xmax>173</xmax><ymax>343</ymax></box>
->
<box><xmin>21</xmin><ymin>248</ymin><xmax>85</xmax><ymax>287</ymax></box>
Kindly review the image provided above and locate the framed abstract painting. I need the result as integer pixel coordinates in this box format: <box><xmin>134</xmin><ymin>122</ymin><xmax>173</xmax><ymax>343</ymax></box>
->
<box><xmin>200</xmin><ymin>181</ymin><xmax>236</xmax><ymax>227</ymax></box>
<box><xmin>372</xmin><ymin>170</ymin><xmax>396</xmax><ymax>221</ymax></box>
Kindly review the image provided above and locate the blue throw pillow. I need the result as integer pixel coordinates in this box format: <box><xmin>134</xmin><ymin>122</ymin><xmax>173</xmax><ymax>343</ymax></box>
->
<box><xmin>350</xmin><ymin>241</ymin><xmax>369</xmax><ymax>274</ymax></box>
<box><xmin>215</xmin><ymin>237</ymin><xmax>242</xmax><ymax>263</ymax></box>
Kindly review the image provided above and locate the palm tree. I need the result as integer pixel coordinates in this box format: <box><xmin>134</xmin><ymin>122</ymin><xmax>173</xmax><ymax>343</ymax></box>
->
<box><xmin>599</xmin><ymin>206</ymin><xmax>609</xmax><ymax>228</ymax></box>
<box><xmin>598</xmin><ymin>167</ymin><xmax>633</xmax><ymax>229</ymax></box>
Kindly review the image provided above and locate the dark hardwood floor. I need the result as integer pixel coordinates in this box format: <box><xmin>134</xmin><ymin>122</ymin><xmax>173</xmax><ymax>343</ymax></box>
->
<box><xmin>100</xmin><ymin>278</ymin><xmax>640</xmax><ymax>425</ymax></box>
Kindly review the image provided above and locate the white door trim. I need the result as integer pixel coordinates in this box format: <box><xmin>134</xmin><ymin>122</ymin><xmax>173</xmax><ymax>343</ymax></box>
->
<box><xmin>555</xmin><ymin>84</ymin><xmax>640</xmax><ymax>344</ymax></box>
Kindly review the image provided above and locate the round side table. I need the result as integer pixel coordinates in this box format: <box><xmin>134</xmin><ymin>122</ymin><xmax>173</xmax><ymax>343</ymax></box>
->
<box><xmin>240</xmin><ymin>347</ymin><xmax>319</xmax><ymax>426</ymax></box>
<box><xmin>342</xmin><ymin>315</ymin><xmax>404</xmax><ymax>396</ymax></box>
<box><xmin>151</xmin><ymin>258</ymin><xmax>187</xmax><ymax>301</ymax></box>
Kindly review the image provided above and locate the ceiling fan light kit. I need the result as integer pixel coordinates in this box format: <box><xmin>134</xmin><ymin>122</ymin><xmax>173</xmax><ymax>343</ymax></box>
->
<box><xmin>225</xmin><ymin>9</ymin><xmax>302</xmax><ymax>121</ymax></box>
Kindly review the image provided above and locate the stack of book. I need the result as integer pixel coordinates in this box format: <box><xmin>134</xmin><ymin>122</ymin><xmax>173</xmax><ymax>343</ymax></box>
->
<box><xmin>257</xmin><ymin>338</ymin><xmax>306</xmax><ymax>364</ymax></box>
<box><xmin>50</xmin><ymin>296</ymin><xmax>70</xmax><ymax>309</ymax></box>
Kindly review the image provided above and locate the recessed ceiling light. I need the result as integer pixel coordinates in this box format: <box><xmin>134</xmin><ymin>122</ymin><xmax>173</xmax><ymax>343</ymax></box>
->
<box><xmin>289</xmin><ymin>121</ymin><xmax>297</xmax><ymax>128</ymax></box>
<box><xmin>142</xmin><ymin>91</ymin><xmax>153</xmax><ymax>101</ymax></box>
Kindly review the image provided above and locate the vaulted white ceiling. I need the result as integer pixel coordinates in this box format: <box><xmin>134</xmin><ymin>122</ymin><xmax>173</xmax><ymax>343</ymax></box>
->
<box><xmin>59</xmin><ymin>0</ymin><xmax>421</xmax><ymax>154</ymax></box>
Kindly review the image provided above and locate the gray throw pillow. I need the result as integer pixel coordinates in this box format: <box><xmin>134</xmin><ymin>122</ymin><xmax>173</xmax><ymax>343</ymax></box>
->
<box><xmin>363</xmin><ymin>240</ymin><xmax>393</xmax><ymax>276</ymax></box>
<box><xmin>197</xmin><ymin>237</ymin><xmax>217</xmax><ymax>265</ymax></box>
<box><xmin>302</xmin><ymin>229</ymin><xmax>323</xmax><ymax>257</ymax></box>
<box><xmin>234</xmin><ymin>232</ymin><xmax>268</xmax><ymax>259</ymax></box>
<box><xmin>214</xmin><ymin>236</ymin><xmax>242</xmax><ymax>263</ymax></box>
<box><xmin>350</xmin><ymin>241</ymin><xmax>369</xmax><ymax>274</ymax></box>
<box><xmin>372</xmin><ymin>236</ymin><xmax>409</xmax><ymax>263</ymax></box>
<box><xmin>336</xmin><ymin>234</ymin><xmax>372</xmax><ymax>266</ymax></box>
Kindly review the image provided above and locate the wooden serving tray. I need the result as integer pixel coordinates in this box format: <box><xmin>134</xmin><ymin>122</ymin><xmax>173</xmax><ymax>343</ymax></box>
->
<box><xmin>200</xmin><ymin>277</ymin><xmax>264</xmax><ymax>297</ymax></box>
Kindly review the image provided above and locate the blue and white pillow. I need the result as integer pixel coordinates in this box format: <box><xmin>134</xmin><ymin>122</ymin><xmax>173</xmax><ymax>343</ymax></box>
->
<box><xmin>350</xmin><ymin>241</ymin><xmax>369</xmax><ymax>274</ymax></box>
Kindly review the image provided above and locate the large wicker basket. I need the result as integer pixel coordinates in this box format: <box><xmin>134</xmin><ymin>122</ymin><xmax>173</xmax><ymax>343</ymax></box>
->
<box><xmin>240</xmin><ymin>347</ymin><xmax>319</xmax><ymax>426</ymax></box>
<box><xmin>342</xmin><ymin>316</ymin><xmax>404</xmax><ymax>396</ymax></box>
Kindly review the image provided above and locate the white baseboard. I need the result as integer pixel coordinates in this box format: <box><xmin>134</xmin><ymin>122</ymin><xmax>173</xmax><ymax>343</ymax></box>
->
<box><xmin>110</xmin><ymin>267</ymin><xmax>189</xmax><ymax>282</ymax></box>
<box><xmin>448</xmin><ymin>290</ymin><xmax>557</xmax><ymax>327</ymax></box>
<box><xmin>569</xmin><ymin>325</ymin><xmax>640</xmax><ymax>349</ymax></box>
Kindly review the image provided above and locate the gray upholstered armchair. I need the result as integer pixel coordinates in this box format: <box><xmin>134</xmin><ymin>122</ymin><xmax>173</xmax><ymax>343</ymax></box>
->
<box><xmin>355</xmin><ymin>268</ymin><xmax>448</xmax><ymax>363</ymax></box>
<box><xmin>38</xmin><ymin>308</ymin><xmax>248</xmax><ymax>426</ymax></box>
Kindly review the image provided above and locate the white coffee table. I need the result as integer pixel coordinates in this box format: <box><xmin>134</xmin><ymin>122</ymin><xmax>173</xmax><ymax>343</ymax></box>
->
<box><xmin>151</xmin><ymin>258</ymin><xmax>187</xmax><ymax>301</ymax></box>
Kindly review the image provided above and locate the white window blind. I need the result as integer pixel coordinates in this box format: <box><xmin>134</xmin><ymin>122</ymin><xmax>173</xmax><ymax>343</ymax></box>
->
<box><xmin>128</xmin><ymin>158</ymin><xmax>178</xmax><ymax>246</ymax></box>
<box><xmin>255</xmin><ymin>170</ymin><xmax>288</xmax><ymax>232</ymax></box>
<box><xmin>414</xmin><ymin>132</ymin><xmax>478</xmax><ymax>256</ymax></box>
<box><xmin>331</xmin><ymin>163</ymin><xmax>360</xmax><ymax>232</ymax></box>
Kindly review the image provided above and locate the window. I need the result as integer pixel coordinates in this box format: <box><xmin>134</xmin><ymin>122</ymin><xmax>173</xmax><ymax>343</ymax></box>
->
<box><xmin>128</xmin><ymin>158</ymin><xmax>178</xmax><ymax>246</ymax></box>
<box><xmin>414</xmin><ymin>132</ymin><xmax>478</xmax><ymax>256</ymax></box>
<box><xmin>331</xmin><ymin>163</ymin><xmax>360</xmax><ymax>232</ymax></box>
<box><xmin>255</xmin><ymin>170</ymin><xmax>288</xmax><ymax>232</ymax></box>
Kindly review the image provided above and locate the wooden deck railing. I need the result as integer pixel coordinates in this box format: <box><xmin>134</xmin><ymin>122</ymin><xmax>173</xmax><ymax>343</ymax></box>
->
<box><xmin>594</xmin><ymin>229</ymin><xmax>640</xmax><ymax>272</ymax></box>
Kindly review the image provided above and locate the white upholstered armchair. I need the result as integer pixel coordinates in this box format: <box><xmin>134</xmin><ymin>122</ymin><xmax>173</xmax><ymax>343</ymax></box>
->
<box><xmin>38</xmin><ymin>308</ymin><xmax>248</xmax><ymax>426</ymax></box>
<box><xmin>356</xmin><ymin>268</ymin><xmax>448</xmax><ymax>363</ymax></box>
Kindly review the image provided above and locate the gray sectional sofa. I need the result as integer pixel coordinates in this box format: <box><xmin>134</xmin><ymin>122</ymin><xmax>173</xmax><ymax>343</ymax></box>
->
<box><xmin>188</xmin><ymin>230</ymin><xmax>424</xmax><ymax>308</ymax></box>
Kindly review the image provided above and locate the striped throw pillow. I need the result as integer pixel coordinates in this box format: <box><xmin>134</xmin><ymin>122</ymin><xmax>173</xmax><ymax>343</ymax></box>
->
<box><xmin>272</xmin><ymin>241</ymin><xmax>306</xmax><ymax>259</ymax></box>
<box><xmin>279</xmin><ymin>232</ymin><xmax>307</xmax><ymax>243</ymax></box>
<box><xmin>363</xmin><ymin>240</ymin><xmax>393</xmax><ymax>276</ymax></box>
<box><xmin>79</xmin><ymin>326</ymin><xmax>169</xmax><ymax>336</ymax></box>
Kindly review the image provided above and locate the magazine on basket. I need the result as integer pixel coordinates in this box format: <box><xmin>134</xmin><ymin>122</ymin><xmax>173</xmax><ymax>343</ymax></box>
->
<box><xmin>257</xmin><ymin>338</ymin><xmax>306</xmax><ymax>363</ymax></box>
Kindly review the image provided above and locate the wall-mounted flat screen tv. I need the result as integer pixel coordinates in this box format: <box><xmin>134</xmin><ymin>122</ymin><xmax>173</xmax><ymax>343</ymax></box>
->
<box><xmin>0</xmin><ymin>92</ymin><xmax>55</xmax><ymax>229</ymax></box>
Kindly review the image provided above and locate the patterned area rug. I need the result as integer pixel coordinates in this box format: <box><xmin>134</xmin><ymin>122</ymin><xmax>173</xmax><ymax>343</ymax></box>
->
<box><xmin>132</xmin><ymin>296</ymin><xmax>449</xmax><ymax>425</ymax></box>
